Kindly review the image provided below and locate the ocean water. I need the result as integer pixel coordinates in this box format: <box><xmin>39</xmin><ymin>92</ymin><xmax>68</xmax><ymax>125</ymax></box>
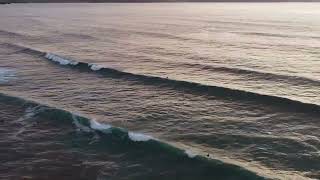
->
<box><xmin>0</xmin><ymin>3</ymin><xmax>319</xmax><ymax>180</ymax></box>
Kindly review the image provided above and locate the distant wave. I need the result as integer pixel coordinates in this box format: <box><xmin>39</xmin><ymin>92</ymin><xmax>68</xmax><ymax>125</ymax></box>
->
<box><xmin>0</xmin><ymin>30</ymin><xmax>26</xmax><ymax>38</ymax></box>
<box><xmin>1</xmin><ymin>43</ymin><xmax>45</xmax><ymax>56</ymax></box>
<box><xmin>235</xmin><ymin>31</ymin><xmax>320</xmax><ymax>40</ymax></box>
<box><xmin>178</xmin><ymin>62</ymin><xmax>320</xmax><ymax>86</ymax></box>
<box><xmin>0</xmin><ymin>92</ymin><xmax>266</xmax><ymax>180</ymax></box>
<box><xmin>60</xmin><ymin>33</ymin><xmax>97</xmax><ymax>40</ymax></box>
<box><xmin>3</xmin><ymin>42</ymin><xmax>320</xmax><ymax>114</ymax></box>
<box><xmin>95</xmin><ymin>27</ymin><xmax>193</xmax><ymax>42</ymax></box>
<box><xmin>0</xmin><ymin>30</ymin><xmax>38</xmax><ymax>42</ymax></box>
<box><xmin>0</xmin><ymin>30</ymin><xmax>96</xmax><ymax>45</ymax></box>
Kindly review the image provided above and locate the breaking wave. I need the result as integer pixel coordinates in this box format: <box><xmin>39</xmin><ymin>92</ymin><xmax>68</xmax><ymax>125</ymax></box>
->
<box><xmin>0</xmin><ymin>92</ymin><xmax>266</xmax><ymax>180</ymax></box>
<box><xmin>42</xmin><ymin>54</ymin><xmax>319</xmax><ymax>114</ymax></box>
<box><xmin>3</xmin><ymin>42</ymin><xmax>320</xmax><ymax>114</ymax></box>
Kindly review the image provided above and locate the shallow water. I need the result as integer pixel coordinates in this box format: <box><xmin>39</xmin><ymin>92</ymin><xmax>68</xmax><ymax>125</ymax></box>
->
<box><xmin>0</xmin><ymin>3</ymin><xmax>320</xmax><ymax>179</ymax></box>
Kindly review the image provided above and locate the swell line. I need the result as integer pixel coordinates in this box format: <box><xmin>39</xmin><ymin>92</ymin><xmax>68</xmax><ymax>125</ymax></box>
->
<box><xmin>3</xmin><ymin>42</ymin><xmax>320</xmax><ymax>114</ymax></box>
<box><xmin>167</xmin><ymin>62</ymin><xmax>320</xmax><ymax>86</ymax></box>
<box><xmin>0</xmin><ymin>92</ymin><xmax>267</xmax><ymax>180</ymax></box>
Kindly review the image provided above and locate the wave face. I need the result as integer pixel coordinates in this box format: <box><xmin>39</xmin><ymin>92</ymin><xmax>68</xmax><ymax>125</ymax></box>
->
<box><xmin>1</xmin><ymin>3</ymin><xmax>320</xmax><ymax>180</ymax></box>
<box><xmin>0</xmin><ymin>92</ymin><xmax>266</xmax><ymax>180</ymax></box>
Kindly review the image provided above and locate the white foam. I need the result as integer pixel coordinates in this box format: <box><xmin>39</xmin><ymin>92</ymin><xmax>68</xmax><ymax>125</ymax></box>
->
<box><xmin>128</xmin><ymin>132</ymin><xmax>153</xmax><ymax>142</ymax></box>
<box><xmin>45</xmin><ymin>53</ymin><xmax>78</xmax><ymax>66</ymax></box>
<box><xmin>90</xmin><ymin>119</ymin><xmax>112</xmax><ymax>130</ymax></box>
<box><xmin>185</xmin><ymin>150</ymin><xmax>197</xmax><ymax>158</ymax></box>
<box><xmin>0</xmin><ymin>68</ymin><xmax>16</xmax><ymax>83</ymax></box>
<box><xmin>89</xmin><ymin>64</ymin><xmax>104</xmax><ymax>71</ymax></box>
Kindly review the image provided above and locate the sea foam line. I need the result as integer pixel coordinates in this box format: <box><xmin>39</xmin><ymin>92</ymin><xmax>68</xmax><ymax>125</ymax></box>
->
<box><xmin>45</xmin><ymin>53</ymin><xmax>78</xmax><ymax>66</ymax></box>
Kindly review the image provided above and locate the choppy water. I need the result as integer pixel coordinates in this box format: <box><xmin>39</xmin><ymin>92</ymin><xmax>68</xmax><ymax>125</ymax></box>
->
<box><xmin>0</xmin><ymin>3</ymin><xmax>320</xmax><ymax>180</ymax></box>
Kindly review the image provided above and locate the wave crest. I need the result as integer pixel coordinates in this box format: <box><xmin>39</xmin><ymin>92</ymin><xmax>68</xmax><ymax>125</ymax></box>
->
<box><xmin>4</xmin><ymin>43</ymin><xmax>320</xmax><ymax>114</ymax></box>
<box><xmin>45</xmin><ymin>53</ymin><xmax>79</xmax><ymax>65</ymax></box>
<box><xmin>42</xmin><ymin>51</ymin><xmax>319</xmax><ymax>114</ymax></box>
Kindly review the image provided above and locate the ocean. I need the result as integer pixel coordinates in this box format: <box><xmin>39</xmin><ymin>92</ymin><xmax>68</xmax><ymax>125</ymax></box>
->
<box><xmin>0</xmin><ymin>3</ymin><xmax>319</xmax><ymax>179</ymax></box>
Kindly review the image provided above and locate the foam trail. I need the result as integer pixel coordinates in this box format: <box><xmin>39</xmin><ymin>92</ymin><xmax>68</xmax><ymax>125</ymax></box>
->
<box><xmin>12</xmin><ymin>106</ymin><xmax>44</xmax><ymax>138</ymax></box>
<box><xmin>0</xmin><ymin>68</ymin><xmax>16</xmax><ymax>83</ymax></box>
<box><xmin>17</xmin><ymin>105</ymin><xmax>43</xmax><ymax>122</ymax></box>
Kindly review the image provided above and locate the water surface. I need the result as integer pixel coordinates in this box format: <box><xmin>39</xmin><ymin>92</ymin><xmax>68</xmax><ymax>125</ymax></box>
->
<box><xmin>0</xmin><ymin>3</ymin><xmax>320</xmax><ymax>179</ymax></box>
